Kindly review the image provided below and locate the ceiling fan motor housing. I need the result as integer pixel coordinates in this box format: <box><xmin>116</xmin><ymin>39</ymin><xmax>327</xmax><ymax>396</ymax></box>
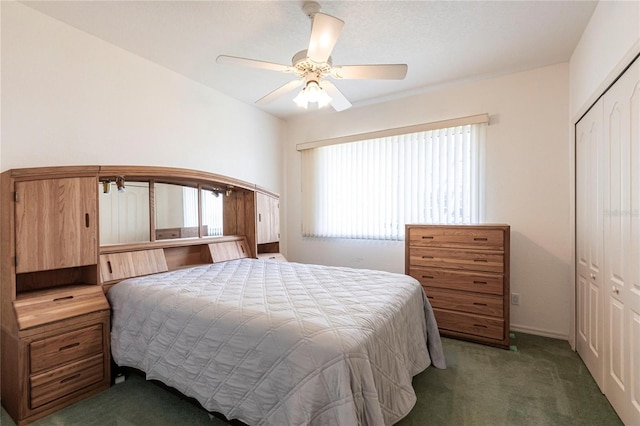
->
<box><xmin>292</xmin><ymin>50</ymin><xmax>332</xmax><ymax>79</ymax></box>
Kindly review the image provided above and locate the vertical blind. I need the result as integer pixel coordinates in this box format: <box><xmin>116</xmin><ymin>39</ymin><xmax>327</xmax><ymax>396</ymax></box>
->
<box><xmin>182</xmin><ymin>187</ymin><xmax>224</xmax><ymax>236</ymax></box>
<box><xmin>202</xmin><ymin>189</ymin><xmax>224</xmax><ymax>236</ymax></box>
<box><xmin>301</xmin><ymin>122</ymin><xmax>485</xmax><ymax>240</ymax></box>
<box><xmin>182</xmin><ymin>186</ymin><xmax>199</xmax><ymax>227</ymax></box>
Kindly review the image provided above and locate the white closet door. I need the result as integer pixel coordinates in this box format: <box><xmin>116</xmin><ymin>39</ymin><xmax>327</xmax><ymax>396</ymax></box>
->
<box><xmin>603</xmin><ymin>57</ymin><xmax>640</xmax><ymax>426</ymax></box>
<box><xmin>576</xmin><ymin>99</ymin><xmax>605</xmax><ymax>391</ymax></box>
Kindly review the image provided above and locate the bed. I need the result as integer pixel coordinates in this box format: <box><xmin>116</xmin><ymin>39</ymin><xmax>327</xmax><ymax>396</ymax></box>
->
<box><xmin>108</xmin><ymin>258</ymin><xmax>445</xmax><ymax>425</ymax></box>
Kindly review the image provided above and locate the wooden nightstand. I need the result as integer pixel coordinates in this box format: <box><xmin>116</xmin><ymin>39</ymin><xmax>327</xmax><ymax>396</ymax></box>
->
<box><xmin>1</xmin><ymin>171</ymin><xmax>111</xmax><ymax>425</ymax></box>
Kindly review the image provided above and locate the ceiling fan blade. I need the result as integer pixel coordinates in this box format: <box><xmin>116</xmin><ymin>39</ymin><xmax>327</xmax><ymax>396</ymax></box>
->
<box><xmin>256</xmin><ymin>80</ymin><xmax>303</xmax><ymax>105</ymax></box>
<box><xmin>332</xmin><ymin>64</ymin><xmax>408</xmax><ymax>80</ymax></box>
<box><xmin>307</xmin><ymin>13</ymin><xmax>344</xmax><ymax>63</ymax></box>
<box><xmin>322</xmin><ymin>80</ymin><xmax>352</xmax><ymax>112</ymax></box>
<box><xmin>217</xmin><ymin>55</ymin><xmax>293</xmax><ymax>73</ymax></box>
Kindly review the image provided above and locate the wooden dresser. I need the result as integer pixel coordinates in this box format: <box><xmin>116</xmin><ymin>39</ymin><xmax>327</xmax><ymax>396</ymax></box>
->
<box><xmin>405</xmin><ymin>224</ymin><xmax>510</xmax><ymax>349</ymax></box>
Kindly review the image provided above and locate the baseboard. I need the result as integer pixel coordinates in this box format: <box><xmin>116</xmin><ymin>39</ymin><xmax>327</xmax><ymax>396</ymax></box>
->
<box><xmin>510</xmin><ymin>324</ymin><xmax>569</xmax><ymax>341</ymax></box>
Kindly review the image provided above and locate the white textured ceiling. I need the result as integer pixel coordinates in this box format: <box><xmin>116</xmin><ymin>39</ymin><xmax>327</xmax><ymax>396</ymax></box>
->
<box><xmin>23</xmin><ymin>1</ymin><xmax>597</xmax><ymax>119</ymax></box>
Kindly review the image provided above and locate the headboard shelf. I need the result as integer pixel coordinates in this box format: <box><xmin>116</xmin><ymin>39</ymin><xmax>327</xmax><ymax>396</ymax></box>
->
<box><xmin>99</xmin><ymin>237</ymin><xmax>251</xmax><ymax>291</ymax></box>
<box><xmin>100</xmin><ymin>235</ymin><xmax>246</xmax><ymax>254</ymax></box>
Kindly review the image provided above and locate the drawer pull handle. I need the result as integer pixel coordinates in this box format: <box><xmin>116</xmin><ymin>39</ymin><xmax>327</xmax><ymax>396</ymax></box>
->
<box><xmin>473</xmin><ymin>259</ymin><xmax>488</xmax><ymax>263</ymax></box>
<box><xmin>473</xmin><ymin>302</ymin><xmax>488</xmax><ymax>306</ymax></box>
<box><xmin>427</xmin><ymin>296</ymin><xmax>434</xmax><ymax>299</ymax></box>
<box><xmin>473</xmin><ymin>324</ymin><xmax>488</xmax><ymax>329</ymax></box>
<box><xmin>474</xmin><ymin>237</ymin><xmax>488</xmax><ymax>241</ymax></box>
<box><xmin>422</xmin><ymin>256</ymin><xmax>434</xmax><ymax>259</ymax></box>
<box><xmin>473</xmin><ymin>280</ymin><xmax>488</xmax><ymax>285</ymax></box>
<box><xmin>59</xmin><ymin>342</ymin><xmax>81</xmax><ymax>351</ymax></box>
<box><xmin>421</xmin><ymin>236</ymin><xmax>434</xmax><ymax>239</ymax></box>
<box><xmin>107</xmin><ymin>260</ymin><xmax>113</xmax><ymax>274</ymax></box>
<box><xmin>422</xmin><ymin>275</ymin><xmax>434</xmax><ymax>280</ymax></box>
<box><xmin>60</xmin><ymin>374</ymin><xmax>81</xmax><ymax>384</ymax></box>
<box><xmin>53</xmin><ymin>296</ymin><xmax>73</xmax><ymax>302</ymax></box>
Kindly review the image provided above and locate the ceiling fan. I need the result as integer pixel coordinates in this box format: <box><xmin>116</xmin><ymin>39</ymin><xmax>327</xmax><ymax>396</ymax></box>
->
<box><xmin>216</xmin><ymin>2</ymin><xmax>408</xmax><ymax>112</ymax></box>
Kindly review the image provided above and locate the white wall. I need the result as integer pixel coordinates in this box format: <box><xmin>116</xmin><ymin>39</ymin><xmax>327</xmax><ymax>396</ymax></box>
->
<box><xmin>570</xmin><ymin>1</ymin><xmax>640</xmax><ymax>119</ymax></box>
<box><xmin>285</xmin><ymin>63</ymin><xmax>572</xmax><ymax>339</ymax></box>
<box><xmin>0</xmin><ymin>2</ymin><xmax>284</xmax><ymax>192</ymax></box>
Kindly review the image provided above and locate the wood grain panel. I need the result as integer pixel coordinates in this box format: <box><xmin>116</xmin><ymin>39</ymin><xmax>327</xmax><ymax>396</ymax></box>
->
<box><xmin>15</xmin><ymin>177</ymin><xmax>97</xmax><ymax>274</ymax></box>
<box><xmin>30</xmin><ymin>354</ymin><xmax>104</xmax><ymax>409</ymax></box>
<box><xmin>410</xmin><ymin>247</ymin><xmax>503</xmax><ymax>273</ymax></box>
<box><xmin>0</xmin><ymin>329</ymin><xmax>23</xmax><ymax>421</ymax></box>
<box><xmin>408</xmin><ymin>226</ymin><xmax>504</xmax><ymax>249</ymax></box>
<box><xmin>409</xmin><ymin>267</ymin><xmax>503</xmax><ymax>295</ymax></box>
<box><xmin>257</xmin><ymin>253</ymin><xmax>288</xmax><ymax>262</ymax></box>
<box><xmin>433</xmin><ymin>308</ymin><xmax>504</xmax><ymax>340</ymax></box>
<box><xmin>99</xmin><ymin>249</ymin><xmax>168</xmax><ymax>282</ymax></box>
<box><xmin>423</xmin><ymin>287</ymin><xmax>503</xmax><ymax>317</ymax></box>
<box><xmin>163</xmin><ymin>245</ymin><xmax>210</xmax><ymax>270</ymax></box>
<box><xmin>0</xmin><ymin>171</ymin><xmax>18</xmax><ymax>332</ymax></box>
<box><xmin>13</xmin><ymin>286</ymin><xmax>109</xmax><ymax>330</ymax></box>
<box><xmin>256</xmin><ymin>192</ymin><xmax>279</xmax><ymax>244</ymax></box>
<box><xmin>209</xmin><ymin>240</ymin><xmax>249</xmax><ymax>263</ymax></box>
<box><xmin>30</xmin><ymin>324</ymin><xmax>103</xmax><ymax>374</ymax></box>
<box><xmin>17</xmin><ymin>265</ymin><xmax>98</xmax><ymax>293</ymax></box>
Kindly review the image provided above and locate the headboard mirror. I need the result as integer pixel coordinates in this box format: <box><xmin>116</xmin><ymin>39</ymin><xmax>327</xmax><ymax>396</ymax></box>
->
<box><xmin>99</xmin><ymin>180</ymin><xmax>225</xmax><ymax>245</ymax></box>
<box><xmin>155</xmin><ymin>183</ymin><xmax>199</xmax><ymax>240</ymax></box>
<box><xmin>100</xmin><ymin>181</ymin><xmax>151</xmax><ymax>245</ymax></box>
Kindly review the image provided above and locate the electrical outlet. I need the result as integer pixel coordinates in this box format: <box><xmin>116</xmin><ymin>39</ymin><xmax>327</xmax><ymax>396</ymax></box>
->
<box><xmin>511</xmin><ymin>293</ymin><xmax>520</xmax><ymax>305</ymax></box>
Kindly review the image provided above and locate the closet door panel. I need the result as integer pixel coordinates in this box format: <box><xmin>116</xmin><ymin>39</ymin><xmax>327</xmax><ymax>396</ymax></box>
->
<box><xmin>629</xmin><ymin>60</ymin><xmax>640</xmax><ymax>423</ymax></box>
<box><xmin>576</xmin><ymin>99</ymin><xmax>604</xmax><ymax>390</ymax></box>
<box><xmin>603</xmin><ymin>57</ymin><xmax>639</xmax><ymax>426</ymax></box>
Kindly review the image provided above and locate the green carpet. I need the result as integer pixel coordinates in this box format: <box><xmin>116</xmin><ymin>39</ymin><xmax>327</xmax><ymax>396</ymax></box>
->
<box><xmin>1</xmin><ymin>333</ymin><xmax>621</xmax><ymax>425</ymax></box>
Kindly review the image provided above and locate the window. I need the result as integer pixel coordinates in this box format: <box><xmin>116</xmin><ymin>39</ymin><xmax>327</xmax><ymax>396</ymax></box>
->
<box><xmin>300</xmin><ymin>119</ymin><xmax>486</xmax><ymax>240</ymax></box>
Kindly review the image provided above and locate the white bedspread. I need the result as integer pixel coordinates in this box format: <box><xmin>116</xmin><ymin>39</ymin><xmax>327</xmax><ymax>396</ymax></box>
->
<box><xmin>108</xmin><ymin>259</ymin><xmax>445</xmax><ymax>425</ymax></box>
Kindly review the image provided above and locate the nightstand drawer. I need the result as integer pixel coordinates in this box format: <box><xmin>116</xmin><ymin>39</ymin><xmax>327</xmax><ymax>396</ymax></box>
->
<box><xmin>409</xmin><ymin>267</ymin><xmax>503</xmax><ymax>295</ymax></box>
<box><xmin>257</xmin><ymin>253</ymin><xmax>287</xmax><ymax>262</ymax></box>
<box><xmin>424</xmin><ymin>287</ymin><xmax>503</xmax><ymax>317</ymax></box>
<box><xmin>30</xmin><ymin>324</ymin><xmax>103</xmax><ymax>374</ymax></box>
<box><xmin>409</xmin><ymin>247</ymin><xmax>504</xmax><ymax>273</ymax></box>
<box><xmin>408</xmin><ymin>227</ymin><xmax>504</xmax><ymax>249</ymax></box>
<box><xmin>434</xmin><ymin>308</ymin><xmax>504</xmax><ymax>340</ymax></box>
<box><xmin>13</xmin><ymin>285</ymin><xmax>110</xmax><ymax>330</ymax></box>
<box><xmin>30</xmin><ymin>354</ymin><xmax>104</xmax><ymax>409</ymax></box>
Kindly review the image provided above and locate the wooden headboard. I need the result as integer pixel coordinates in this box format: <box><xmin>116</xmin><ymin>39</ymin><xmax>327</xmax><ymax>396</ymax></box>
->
<box><xmin>1</xmin><ymin>165</ymin><xmax>280</xmax><ymax>301</ymax></box>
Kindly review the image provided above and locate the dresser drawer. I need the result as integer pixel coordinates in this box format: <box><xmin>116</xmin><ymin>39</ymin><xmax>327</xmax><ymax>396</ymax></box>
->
<box><xmin>434</xmin><ymin>308</ymin><xmax>504</xmax><ymax>341</ymax></box>
<box><xmin>409</xmin><ymin>267</ymin><xmax>503</xmax><ymax>295</ymax></box>
<box><xmin>30</xmin><ymin>354</ymin><xmax>104</xmax><ymax>409</ymax></box>
<box><xmin>408</xmin><ymin>226</ymin><xmax>504</xmax><ymax>249</ymax></box>
<box><xmin>30</xmin><ymin>324</ymin><xmax>103</xmax><ymax>374</ymax></box>
<box><xmin>424</xmin><ymin>287</ymin><xmax>503</xmax><ymax>317</ymax></box>
<box><xmin>409</xmin><ymin>247</ymin><xmax>504</xmax><ymax>273</ymax></box>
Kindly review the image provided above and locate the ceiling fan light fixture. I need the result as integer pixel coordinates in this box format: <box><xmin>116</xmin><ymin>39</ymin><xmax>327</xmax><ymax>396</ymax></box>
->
<box><xmin>294</xmin><ymin>80</ymin><xmax>332</xmax><ymax>109</ymax></box>
<box><xmin>293</xmin><ymin>90</ymin><xmax>309</xmax><ymax>109</ymax></box>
